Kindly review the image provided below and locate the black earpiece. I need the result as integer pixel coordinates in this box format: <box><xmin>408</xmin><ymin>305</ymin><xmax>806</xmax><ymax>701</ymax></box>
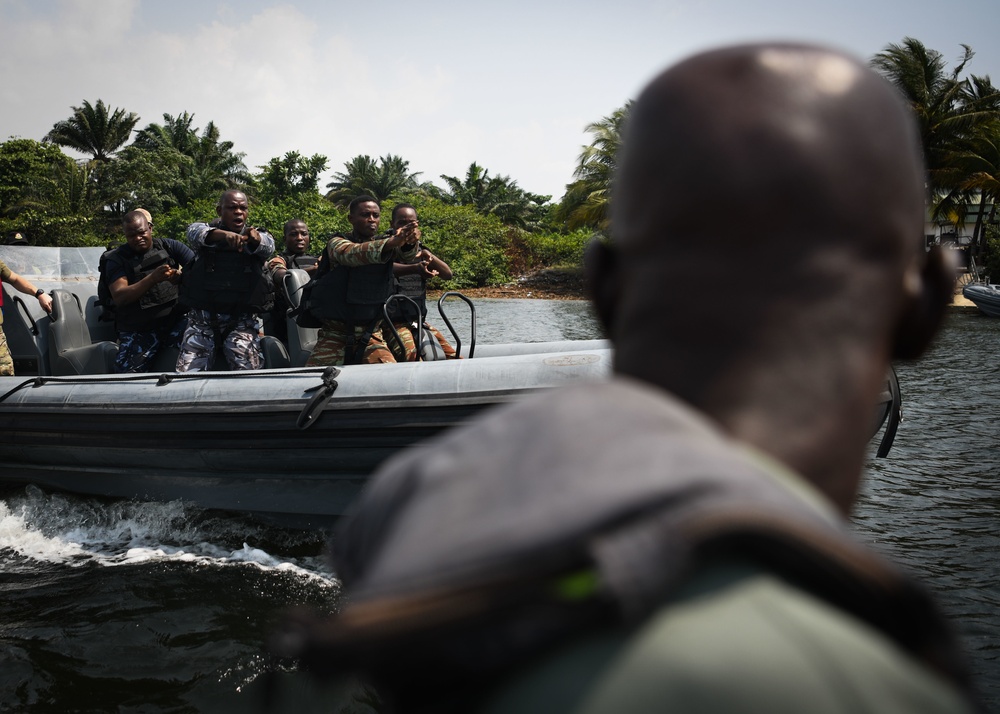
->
<box><xmin>891</xmin><ymin>246</ymin><xmax>955</xmax><ymax>360</ymax></box>
<box><xmin>584</xmin><ymin>238</ymin><xmax>619</xmax><ymax>335</ymax></box>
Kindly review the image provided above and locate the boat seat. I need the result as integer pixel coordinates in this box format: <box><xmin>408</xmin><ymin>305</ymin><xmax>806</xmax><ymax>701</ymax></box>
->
<box><xmin>262</xmin><ymin>335</ymin><xmax>290</xmax><ymax>369</ymax></box>
<box><xmin>283</xmin><ymin>268</ymin><xmax>318</xmax><ymax>367</ymax></box>
<box><xmin>150</xmin><ymin>344</ymin><xmax>181</xmax><ymax>372</ymax></box>
<box><xmin>47</xmin><ymin>289</ymin><xmax>119</xmax><ymax>375</ymax></box>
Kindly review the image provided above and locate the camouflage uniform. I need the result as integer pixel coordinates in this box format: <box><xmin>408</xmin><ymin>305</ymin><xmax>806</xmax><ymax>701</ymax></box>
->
<box><xmin>307</xmin><ymin>322</ymin><xmax>410</xmax><ymax>366</ymax></box>
<box><xmin>175</xmin><ymin>309</ymin><xmax>263</xmax><ymax>372</ymax></box>
<box><xmin>0</xmin><ymin>329</ymin><xmax>12</xmax><ymax>376</ymax></box>
<box><xmin>390</xmin><ymin>321</ymin><xmax>458</xmax><ymax>361</ymax></box>
<box><xmin>103</xmin><ymin>238</ymin><xmax>194</xmax><ymax>374</ymax></box>
<box><xmin>0</xmin><ymin>260</ymin><xmax>13</xmax><ymax>375</ymax></box>
<box><xmin>176</xmin><ymin>222</ymin><xmax>274</xmax><ymax>372</ymax></box>
<box><xmin>306</xmin><ymin>234</ymin><xmax>417</xmax><ymax>367</ymax></box>
<box><xmin>113</xmin><ymin>317</ymin><xmax>187</xmax><ymax>373</ymax></box>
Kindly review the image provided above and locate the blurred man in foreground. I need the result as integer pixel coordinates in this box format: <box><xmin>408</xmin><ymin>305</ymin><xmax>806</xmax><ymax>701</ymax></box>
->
<box><xmin>278</xmin><ymin>43</ymin><xmax>975</xmax><ymax>712</ymax></box>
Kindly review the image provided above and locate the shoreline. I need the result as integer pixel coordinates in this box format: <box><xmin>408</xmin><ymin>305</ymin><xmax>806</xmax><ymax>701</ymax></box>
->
<box><xmin>435</xmin><ymin>271</ymin><xmax>982</xmax><ymax>309</ymax></box>
<box><xmin>431</xmin><ymin>267</ymin><xmax>588</xmax><ymax>301</ymax></box>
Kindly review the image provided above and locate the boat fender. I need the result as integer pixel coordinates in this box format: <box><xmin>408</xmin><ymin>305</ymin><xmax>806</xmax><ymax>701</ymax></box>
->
<box><xmin>297</xmin><ymin>366</ymin><xmax>341</xmax><ymax>430</ymax></box>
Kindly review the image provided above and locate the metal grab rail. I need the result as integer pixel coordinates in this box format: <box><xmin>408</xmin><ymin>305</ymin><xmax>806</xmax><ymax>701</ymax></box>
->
<box><xmin>437</xmin><ymin>291</ymin><xmax>476</xmax><ymax>359</ymax></box>
<box><xmin>382</xmin><ymin>294</ymin><xmax>424</xmax><ymax>362</ymax></box>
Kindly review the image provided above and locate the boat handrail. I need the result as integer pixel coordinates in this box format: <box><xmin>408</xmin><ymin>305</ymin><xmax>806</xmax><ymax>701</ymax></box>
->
<box><xmin>12</xmin><ymin>294</ymin><xmax>41</xmax><ymax>336</ymax></box>
<box><xmin>875</xmin><ymin>366</ymin><xmax>902</xmax><ymax>458</ymax></box>
<box><xmin>437</xmin><ymin>291</ymin><xmax>476</xmax><ymax>359</ymax></box>
<box><xmin>383</xmin><ymin>294</ymin><xmax>425</xmax><ymax>362</ymax></box>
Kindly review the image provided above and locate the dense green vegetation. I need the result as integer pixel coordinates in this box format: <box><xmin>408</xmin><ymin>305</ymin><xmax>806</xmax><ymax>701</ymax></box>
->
<box><xmin>1</xmin><ymin>37</ymin><xmax>997</xmax><ymax>288</ymax></box>
<box><xmin>0</xmin><ymin>105</ymin><xmax>604</xmax><ymax>288</ymax></box>
<box><xmin>980</xmin><ymin>224</ymin><xmax>1000</xmax><ymax>282</ymax></box>
<box><xmin>871</xmin><ymin>38</ymin><xmax>1000</xmax><ymax>260</ymax></box>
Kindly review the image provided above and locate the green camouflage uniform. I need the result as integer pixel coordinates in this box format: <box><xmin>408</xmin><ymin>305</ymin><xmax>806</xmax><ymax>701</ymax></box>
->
<box><xmin>306</xmin><ymin>234</ymin><xmax>417</xmax><ymax>367</ymax></box>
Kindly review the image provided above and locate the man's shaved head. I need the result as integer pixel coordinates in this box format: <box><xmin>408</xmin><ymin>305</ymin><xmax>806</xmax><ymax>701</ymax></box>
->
<box><xmin>613</xmin><ymin>43</ymin><xmax>925</xmax><ymax>306</ymax></box>
<box><xmin>591</xmin><ymin>43</ymin><xmax>949</xmax><ymax>510</ymax></box>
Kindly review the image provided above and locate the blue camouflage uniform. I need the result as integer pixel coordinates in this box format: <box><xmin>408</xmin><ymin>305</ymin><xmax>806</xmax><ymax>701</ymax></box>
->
<box><xmin>104</xmin><ymin>238</ymin><xmax>195</xmax><ymax>374</ymax></box>
<box><xmin>176</xmin><ymin>223</ymin><xmax>274</xmax><ymax>372</ymax></box>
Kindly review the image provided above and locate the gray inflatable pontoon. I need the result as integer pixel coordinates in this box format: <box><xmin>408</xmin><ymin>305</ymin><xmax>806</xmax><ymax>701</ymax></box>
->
<box><xmin>0</xmin><ymin>246</ymin><xmax>610</xmax><ymax>525</ymax></box>
<box><xmin>962</xmin><ymin>282</ymin><xmax>1000</xmax><ymax>318</ymax></box>
<box><xmin>0</xmin><ymin>246</ymin><xmax>897</xmax><ymax>526</ymax></box>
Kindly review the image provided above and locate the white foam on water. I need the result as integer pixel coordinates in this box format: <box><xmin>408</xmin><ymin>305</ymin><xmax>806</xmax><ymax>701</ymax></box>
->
<box><xmin>0</xmin><ymin>486</ymin><xmax>337</xmax><ymax>586</ymax></box>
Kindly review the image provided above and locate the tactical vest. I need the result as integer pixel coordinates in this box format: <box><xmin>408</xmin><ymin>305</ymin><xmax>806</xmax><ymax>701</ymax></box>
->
<box><xmin>305</xmin><ymin>237</ymin><xmax>394</xmax><ymax>323</ymax></box>
<box><xmin>282</xmin><ymin>252</ymin><xmax>318</xmax><ymax>271</ymax></box>
<box><xmin>180</xmin><ymin>246</ymin><xmax>273</xmax><ymax>315</ymax></box>
<box><xmin>107</xmin><ymin>240</ymin><xmax>182</xmax><ymax>332</ymax></box>
<box><xmin>387</xmin><ymin>272</ymin><xmax>427</xmax><ymax>323</ymax></box>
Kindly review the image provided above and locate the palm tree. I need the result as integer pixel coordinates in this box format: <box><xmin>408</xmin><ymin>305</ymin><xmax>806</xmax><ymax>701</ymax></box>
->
<box><xmin>325</xmin><ymin>154</ymin><xmax>422</xmax><ymax>206</ymax></box>
<box><xmin>870</xmin><ymin>39</ymin><xmax>997</xmax><ymax>199</ymax></box>
<box><xmin>44</xmin><ymin>99</ymin><xmax>138</xmax><ymax>163</ymax></box>
<box><xmin>133</xmin><ymin>113</ymin><xmax>250</xmax><ymax>204</ymax></box>
<box><xmin>439</xmin><ymin>162</ymin><xmax>549</xmax><ymax>230</ymax></box>
<box><xmin>134</xmin><ymin>111</ymin><xmax>199</xmax><ymax>154</ymax></box>
<box><xmin>557</xmin><ymin>101</ymin><xmax>632</xmax><ymax>235</ymax></box>
<box><xmin>952</xmin><ymin>123</ymin><xmax>1000</xmax><ymax>258</ymax></box>
<box><xmin>255</xmin><ymin>151</ymin><xmax>329</xmax><ymax>202</ymax></box>
<box><xmin>873</xmin><ymin>39</ymin><xmax>1000</xmax><ymax>254</ymax></box>
<box><xmin>440</xmin><ymin>162</ymin><xmax>497</xmax><ymax>207</ymax></box>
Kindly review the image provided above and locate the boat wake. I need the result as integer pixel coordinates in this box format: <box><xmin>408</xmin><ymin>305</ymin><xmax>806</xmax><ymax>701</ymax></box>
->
<box><xmin>0</xmin><ymin>485</ymin><xmax>337</xmax><ymax>585</ymax></box>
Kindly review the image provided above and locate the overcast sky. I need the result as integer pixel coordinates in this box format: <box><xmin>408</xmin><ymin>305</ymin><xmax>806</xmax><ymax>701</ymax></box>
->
<box><xmin>2</xmin><ymin>0</ymin><xmax>997</xmax><ymax>201</ymax></box>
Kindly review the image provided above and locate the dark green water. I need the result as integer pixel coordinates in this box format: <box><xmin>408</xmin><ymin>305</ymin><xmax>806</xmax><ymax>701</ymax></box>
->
<box><xmin>1</xmin><ymin>301</ymin><xmax>996</xmax><ymax>712</ymax></box>
<box><xmin>854</xmin><ymin>308</ymin><xmax>1000</xmax><ymax>707</ymax></box>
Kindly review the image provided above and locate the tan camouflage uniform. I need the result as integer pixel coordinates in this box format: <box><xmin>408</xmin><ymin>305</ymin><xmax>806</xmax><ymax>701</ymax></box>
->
<box><xmin>0</xmin><ymin>330</ymin><xmax>13</xmax><ymax>376</ymax></box>
<box><xmin>306</xmin><ymin>234</ymin><xmax>417</xmax><ymax>367</ymax></box>
<box><xmin>0</xmin><ymin>260</ymin><xmax>14</xmax><ymax>375</ymax></box>
<box><xmin>389</xmin><ymin>321</ymin><xmax>458</xmax><ymax>361</ymax></box>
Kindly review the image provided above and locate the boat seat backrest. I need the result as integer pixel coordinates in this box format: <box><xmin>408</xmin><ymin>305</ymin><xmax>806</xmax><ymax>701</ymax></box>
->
<box><xmin>47</xmin><ymin>289</ymin><xmax>119</xmax><ymax>375</ymax></box>
<box><xmin>2</xmin><ymin>283</ymin><xmax>49</xmax><ymax>375</ymax></box>
<box><xmin>283</xmin><ymin>268</ymin><xmax>317</xmax><ymax>367</ymax></box>
<box><xmin>84</xmin><ymin>294</ymin><xmax>118</xmax><ymax>343</ymax></box>
<box><xmin>261</xmin><ymin>334</ymin><xmax>290</xmax><ymax>369</ymax></box>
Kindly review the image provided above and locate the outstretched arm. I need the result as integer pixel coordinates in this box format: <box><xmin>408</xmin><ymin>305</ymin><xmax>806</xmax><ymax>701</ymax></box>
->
<box><xmin>107</xmin><ymin>264</ymin><xmax>178</xmax><ymax>307</ymax></box>
<box><xmin>7</xmin><ymin>270</ymin><xmax>53</xmax><ymax>314</ymax></box>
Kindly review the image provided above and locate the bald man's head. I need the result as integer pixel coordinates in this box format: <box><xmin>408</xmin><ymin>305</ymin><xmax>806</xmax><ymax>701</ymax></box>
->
<box><xmin>588</xmin><ymin>44</ymin><xmax>951</xmax><ymax>507</ymax></box>
<box><xmin>616</xmin><ymin>44</ymin><xmax>923</xmax><ymax>266</ymax></box>
<box><xmin>598</xmin><ymin>44</ymin><xmax>936</xmax><ymax>372</ymax></box>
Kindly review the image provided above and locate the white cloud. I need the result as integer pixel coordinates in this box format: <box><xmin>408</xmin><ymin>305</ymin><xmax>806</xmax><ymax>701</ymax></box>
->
<box><xmin>2</xmin><ymin>0</ymin><xmax>998</xmax><ymax>201</ymax></box>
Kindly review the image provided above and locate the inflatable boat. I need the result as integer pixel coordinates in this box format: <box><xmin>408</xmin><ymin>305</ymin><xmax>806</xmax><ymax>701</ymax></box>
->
<box><xmin>0</xmin><ymin>246</ymin><xmax>611</xmax><ymax>525</ymax></box>
<box><xmin>962</xmin><ymin>282</ymin><xmax>1000</xmax><ymax>318</ymax></box>
<box><xmin>0</xmin><ymin>246</ymin><xmax>898</xmax><ymax>526</ymax></box>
